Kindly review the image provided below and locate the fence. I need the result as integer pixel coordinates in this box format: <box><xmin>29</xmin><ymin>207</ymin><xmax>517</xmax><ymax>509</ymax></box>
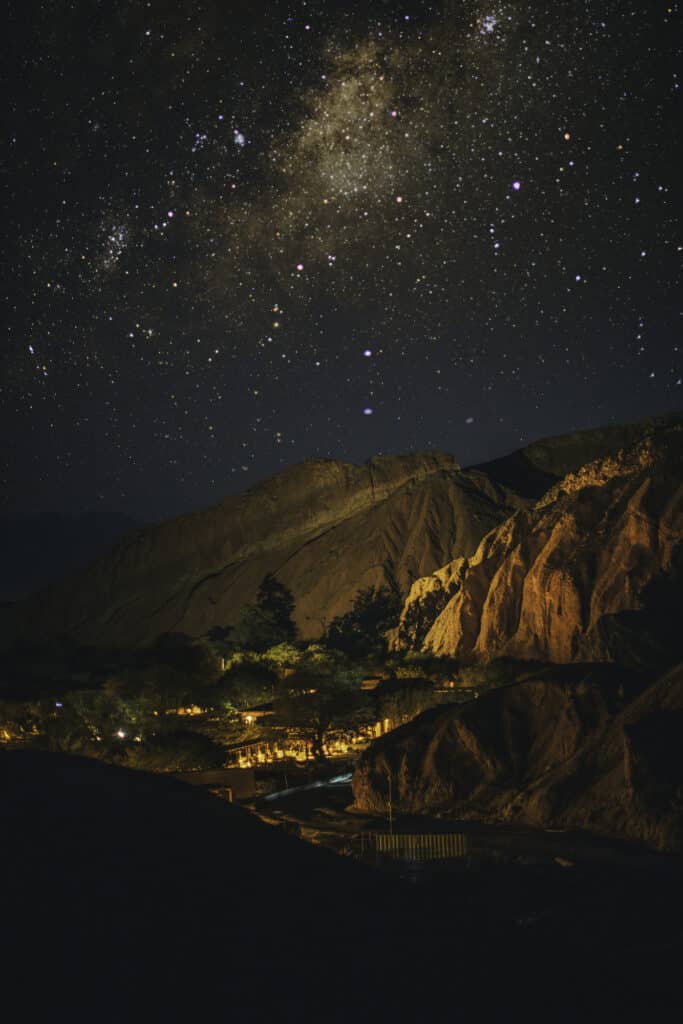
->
<box><xmin>362</xmin><ymin>832</ymin><xmax>468</xmax><ymax>862</ymax></box>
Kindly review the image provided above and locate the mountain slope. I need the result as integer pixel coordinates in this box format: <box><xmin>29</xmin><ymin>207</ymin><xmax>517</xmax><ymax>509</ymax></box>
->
<box><xmin>4</xmin><ymin>413</ymin><xmax>680</xmax><ymax>653</ymax></box>
<box><xmin>352</xmin><ymin>662</ymin><xmax>683</xmax><ymax>850</ymax></box>
<box><xmin>1</xmin><ymin>452</ymin><xmax>520</xmax><ymax>649</ymax></box>
<box><xmin>393</xmin><ymin>420</ymin><xmax>683</xmax><ymax>664</ymax></box>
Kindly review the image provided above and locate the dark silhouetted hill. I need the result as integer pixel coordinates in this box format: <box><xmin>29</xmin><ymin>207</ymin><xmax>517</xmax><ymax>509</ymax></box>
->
<box><xmin>2</xmin><ymin>749</ymin><xmax>682</xmax><ymax>1021</ymax></box>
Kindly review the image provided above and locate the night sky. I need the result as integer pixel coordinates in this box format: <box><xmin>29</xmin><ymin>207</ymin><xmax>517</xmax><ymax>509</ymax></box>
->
<box><xmin>3</xmin><ymin>0</ymin><xmax>681</xmax><ymax>534</ymax></box>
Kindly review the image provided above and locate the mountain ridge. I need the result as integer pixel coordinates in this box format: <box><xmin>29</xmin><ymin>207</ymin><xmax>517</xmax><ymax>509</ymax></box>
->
<box><xmin>393</xmin><ymin>419</ymin><xmax>682</xmax><ymax>665</ymax></box>
<box><xmin>2</xmin><ymin>412</ymin><xmax>681</xmax><ymax>651</ymax></box>
<box><xmin>2</xmin><ymin>450</ymin><xmax>517</xmax><ymax>648</ymax></box>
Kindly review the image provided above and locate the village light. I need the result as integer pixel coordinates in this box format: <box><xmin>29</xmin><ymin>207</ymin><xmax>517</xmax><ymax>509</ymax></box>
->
<box><xmin>116</xmin><ymin>729</ymin><xmax>126</xmax><ymax>739</ymax></box>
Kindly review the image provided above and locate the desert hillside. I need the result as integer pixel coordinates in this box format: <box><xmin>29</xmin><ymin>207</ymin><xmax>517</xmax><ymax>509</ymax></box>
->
<box><xmin>2</xmin><ymin>412</ymin><xmax>679</xmax><ymax>652</ymax></box>
<box><xmin>352</xmin><ymin>661</ymin><xmax>683</xmax><ymax>850</ymax></box>
<box><xmin>1</xmin><ymin>451</ymin><xmax>520</xmax><ymax>648</ymax></box>
<box><xmin>393</xmin><ymin>419</ymin><xmax>682</xmax><ymax>664</ymax></box>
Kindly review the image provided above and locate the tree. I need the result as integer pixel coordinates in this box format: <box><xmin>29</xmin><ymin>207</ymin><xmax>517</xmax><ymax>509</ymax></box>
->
<box><xmin>257</xmin><ymin>575</ymin><xmax>296</xmax><ymax>632</ymax></box>
<box><xmin>36</xmin><ymin>688</ymin><xmax>123</xmax><ymax>758</ymax></box>
<box><xmin>261</xmin><ymin>642</ymin><xmax>302</xmax><ymax>673</ymax></box>
<box><xmin>140</xmin><ymin>633</ymin><xmax>221</xmax><ymax>712</ymax></box>
<box><xmin>273</xmin><ymin>647</ymin><xmax>369</xmax><ymax>762</ymax></box>
<box><xmin>217</xmin><ymin>660</ymin><xmax>278</xmax><ymax>709</ymax></box>
<box><xmin>205</xmin><ymin>625</ymin><xmax>234</xmax><ymax>663</ymax></box>
<box><xmin>231</xmin><ymin>574</ymin><xmax>298</xmax><ymax>652</ymax></box>
<box><xmin>124</xmin><ymin>730</ymin><xmax>225</xmax><ymax>772</ymax></box>
<box><xmin>325</xmin><ymin>585</ymin><xmax>402</xmax><ymax>658</ymax></box>
<box><xmin>207</xmin><ymin>625</ymin><xmax>232</xmax><ymax>646</ymax></box>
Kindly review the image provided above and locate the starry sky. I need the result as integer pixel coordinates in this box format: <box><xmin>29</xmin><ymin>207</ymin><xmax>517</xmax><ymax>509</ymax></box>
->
<box><xmin>3</xmin><ymin>0</ymin><xmax>681</xmax><ymax>541</ymax></box>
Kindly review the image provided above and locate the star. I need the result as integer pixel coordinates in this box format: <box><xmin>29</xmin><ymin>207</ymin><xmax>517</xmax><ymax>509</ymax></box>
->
<box><xmin>2</xmin><ymin>0</ymin><xmax>677</xmax><ymax>542</ymax></box>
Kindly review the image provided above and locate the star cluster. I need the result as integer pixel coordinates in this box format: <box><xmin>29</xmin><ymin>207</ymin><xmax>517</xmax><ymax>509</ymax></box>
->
<box><xmin>2</xmin><ymin>0</ymin><xmax>681</xmax><ymax>524</ymax></box>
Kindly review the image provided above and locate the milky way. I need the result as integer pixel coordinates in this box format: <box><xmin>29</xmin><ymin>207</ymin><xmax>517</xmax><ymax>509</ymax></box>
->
<box><xmin>2</xmin><ymin>0</ymin><xmax>681</xmax><ymax>523</ymax></box>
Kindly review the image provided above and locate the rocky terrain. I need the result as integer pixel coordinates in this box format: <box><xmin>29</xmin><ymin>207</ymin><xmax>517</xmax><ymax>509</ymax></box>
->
<box><xmin>1</xmin><ymin>451</ymin><xmax>521</xmax><ymax>649</ymax></box>
<box><xmin>359</xmin><ymin>416</ymin><xmax>683</xmax><ymax>850</ymax></box>
<box><xmin>392</xmin><ymin>419</ymin><xmax>682</xmax><ymax>664</ymax></box>
<box><xmin>352</xmin><ymin>662</ymin><xmax>683</xmax><ymax>850</ymax></box>
<box><xmin>2</xmin><ymin>412</ymin><xmax>679</xmax><ymax>653</ymax></box>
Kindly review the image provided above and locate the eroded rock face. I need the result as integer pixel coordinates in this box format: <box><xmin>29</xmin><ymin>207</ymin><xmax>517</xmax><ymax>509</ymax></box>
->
<box><xmin>352</xmin><ymin>663</ymin><xmax>683</xmax><ymax>850</ymax></box>
<box><xmin>1</xmin><ymin>452</ymin><xmax>519</xmax><ymax>648</ymax></box>
<box><xmin>388</xmin><ymin>558</ymin><xmax>467</xmax><ymax>651</ymax></box>
<box><xmin>5</xmin><ymin>415</ymin><xmax>680</xmax><ymax>653</ymax></box>
<box><xmin>352</xmin><ymin>674</ymin><xmax>621</xmax><ymax>816</ymax></box>
<box><xmin>395</xmin><ymin>426</ymin><xmax>683</xmax><ymax>664</ymax></box>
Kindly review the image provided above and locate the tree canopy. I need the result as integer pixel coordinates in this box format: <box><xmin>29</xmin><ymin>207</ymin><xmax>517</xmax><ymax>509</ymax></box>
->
<box><xmin>274</xmin><ymin>648</ymin><xmax>369</xmax><ymax>761</ymax></box>
<box><xmin>324</xmin><ymin>585</ymin><xmax>402</xmax><ymax>657</ymax></box>
<box><xmin>230</xmin><ymin>574</ymin><xmax>298</xmax><ymax>652</ymax></box>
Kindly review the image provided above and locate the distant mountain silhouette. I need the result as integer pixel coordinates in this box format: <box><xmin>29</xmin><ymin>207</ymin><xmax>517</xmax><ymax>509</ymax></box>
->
<box><xmin>0</xmin><ymin>511</ymin><xmax>142</xmax><ymax>602</ymax></box>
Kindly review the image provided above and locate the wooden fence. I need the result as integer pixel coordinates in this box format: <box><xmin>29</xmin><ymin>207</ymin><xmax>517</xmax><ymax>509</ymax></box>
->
<box><xmin>362</xmin><ymin>832</ymin><xmax>468</xmax><ymax>862</ymax></box>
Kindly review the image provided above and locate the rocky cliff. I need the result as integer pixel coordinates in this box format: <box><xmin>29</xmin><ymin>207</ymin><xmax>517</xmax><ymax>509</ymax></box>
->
<box><xmin>468</xmin><ymin>412</ymin><xmax>680</xmax><ymax>496</ymax></box>
<box><xmin>1</xmin><ymin>451</ymin><xmax>520</xmax><ymax>649</ymax></box>
<box><xmin>5</xmin><ymin>413</ymin><xmax>680</xmax><ymax>652</ymax></box>
<box><xmin>393</xmin><ymin>421</ymin><xmax>683</xmax><ymax>664</ymax></box>
<box><xmin>352</xmin><ymin>662</ymin><xmax>683</xmax><ymax>850</ymax></box>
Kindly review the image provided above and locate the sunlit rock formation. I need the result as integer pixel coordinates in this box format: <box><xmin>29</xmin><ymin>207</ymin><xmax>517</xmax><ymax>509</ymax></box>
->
<box><xmin>393</xmin><ymin>422</ymin><xmax>682</xmax><ymax>664</ymax></box>
<box><xmin>3</xmin><ymin>413</ymin><xmax>679</xmax><ymax>653</ymax></box>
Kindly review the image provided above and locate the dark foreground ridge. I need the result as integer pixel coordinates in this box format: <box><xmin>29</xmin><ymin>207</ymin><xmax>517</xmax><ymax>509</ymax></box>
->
<box><xmin>3</xmin><ymin>750</ymin><xmax>681</xmax><ymax>1022</ymax></box>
